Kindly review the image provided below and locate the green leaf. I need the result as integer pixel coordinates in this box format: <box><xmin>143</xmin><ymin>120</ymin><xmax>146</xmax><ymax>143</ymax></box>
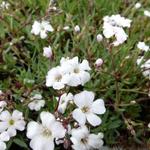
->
<box><xmin>13</xmin><ymin>138</ymin><xmax>28</xmax><ymax>149</ymax></box>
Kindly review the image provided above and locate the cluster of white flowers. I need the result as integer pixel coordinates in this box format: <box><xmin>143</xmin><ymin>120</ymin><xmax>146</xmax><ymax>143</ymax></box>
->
<box><xmin>25</xmin><ymin>90</ymin><xmax>106</xmax><ymax>150</ymax></box>
<box><xmin>103</xmin><ymin>14</ymin><xmax>132</xmax><ymax>46</ymax></box>
<box><xmin>31</xmin><ymin>20</ymin><xmax>54</xmax><ymax>39</ymax></box>
<box><xmin>46</xmin><ymin>56</ymin><xmax>91</xmax><ymax>90</ymax></box>
<box><xmin>28</xmin><ymin>93</ymin><xmax>45</xmax><ymax>111</ymax></box>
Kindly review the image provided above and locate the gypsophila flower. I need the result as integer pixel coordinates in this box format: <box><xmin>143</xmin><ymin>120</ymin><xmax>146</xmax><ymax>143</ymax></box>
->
<box><xmin>46</xmin><ymin>66</ymin><xmax>70</xmax><ymax>90</ymax></box>
<box><xmin>137</xmin><ymin>42</ymin><xmax>149</xmax><ymax>52</ymax></box>
<box><xmin>0</xmin><ymin>110</ymin><xmax>26</xmax><ymax>138</ymax></box>
<box><xmin>28</xmin><ymin>94</ymin><xmax>45</xmax><ymax>111</ymax></box>
<box><xmin>96</xmin><ymin>34</ymin><xmax>103</xmax><ymax>42</ymax></box>
<box><xmin>72</xmin><ymin>91</ymin><xmax>106</xmax><ymax>126</ymax></box>
<box><xmin>144</xmin><ymin>10</ymin><xmax>150</xmax><ymax>17</ymax></box>
<box><xmin>26</xmin><ymin>111</ymin><xmax>66</xmax><ymax>150</ymax></box>
<box><xmin>57</xmin><ymin>93</ymin><xmax>73</xmax><ymax>114</ymax></box>
<box><xmin>43</xmin><ymin>46</ymin><xmax>53</xmax><ymax>58</ymax></box>
<box><xmin>74</xmin><ymin>25</ymin><xmax>80</xmax><ymax>33</ymax></box>
<box><xmin>95</xmin><ymin>58</ymin><xmax>103</xmax><ymax>68</ymax></box>
<box><xmin>46</xmin><ymin>57</ymin><xmax>91</xmax><ymax>89</ymax></box>
<box><xmin>134</xmin><ymin>3</ymin><xmax>141</xmax><ymax>9</ymax></box>
<box><xmin>103</xmin><ymin>14</ymin><xmax>131</xmax><ymax>46</ymax></box>
<box><xmin>141</xmin><ymin>59</ymin><xmax>150</xmax><ymax>79</ymax></box>
<box><xmin>71</xmin><ymin>126</ymin><xmax>104</xmax><ymax>150</ymax></box>
<box><xmin>31</xmin><ymin>20</ymin><xmax>54</xmax><ymax>39</ymax></box>
<box><xmin>0</xmin><ymin>1</ymin><xmax>10</xmax><ymax>9</ymax></box>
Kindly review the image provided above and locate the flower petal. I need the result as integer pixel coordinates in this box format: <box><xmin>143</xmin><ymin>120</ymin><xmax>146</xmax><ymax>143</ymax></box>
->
<box><xmin>86</xmin><ymin>113</ymin><xmax>102</xmax><ymax>126</ymax></box>
<box><xmin>27</xmin><ymin>121</ymin><xmax>43</xmax><ymax>139</ymax></box>
<box><xmin>91</xmin><ymin>99</ymin><xmax>106</xmax><ymax>114</ymax></box>
<box><xmin>40</xmin><ymin>112</ymin><xmax>55</xmax><ymax>128</ymax></box>
<box><xmin>72</xmin><ymin>108</ymin><xmax>86</xmax><ymax>125</ymax></box>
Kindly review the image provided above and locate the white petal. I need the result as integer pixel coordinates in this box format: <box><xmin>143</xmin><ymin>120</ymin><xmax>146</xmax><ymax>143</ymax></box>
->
<box><xmin>7</xmin><ymin>127</ymin><xmax>16</xmax><ymax>137</ymax></box>
<box><xmin>12</xmin><ymin>110</ymin><xmax>23</xmax><ymax>120</ymax></box>
<box><xmin>0</xmin><ymin>141</ymin><xmax>6</xmax><ymax>150</ymax></box>
<box><xmin>79</xmin><ymin>71</ymin><xmax>90</xmax><ymax>85</ymax></box>
<box><xmin>72</xmin><ymin>109</ymin><xmax>86</xmax><ymax>125</ymax></box>
<box><xmin>0</xmin><ymin>110</ymin><xmax>11</xmax><ymax>121</ymax></box>
<box><xmin>51</xmin><ymin>121</ymin><xmax>66</xmax><ymax>138</ymax></box>
<box><xmin>88</xmin><ymin>134</ymin><xmax>104</xmax><ymax>149</ymax></box>
<box><xmin>80</xmin><ymin>60</ymin><xmax>91</xmax><ymax>70</ymax></box>
<box><xmin>86</xmin><ymin>113</ymin><xmax>101</xmax><ymax>126</ymax></box>
<box><xmin>0</xmin><ymin>131</ymin><xmax>10</xmax><ymax>142</ymax></box>
<box><xmin>40</xmin><ymin>30</ymin><xmax>47</xmax><ymax>39</ymax></box>
<box><xmin>40</xmin><ymin>112</ymin><xmax>55</xmax><ymax>128</ymax></box>
<box><xmin>91</xmin><ymin>99</ymin><xmax>106</xmax><ymax>114</ymax></box>
<box><xmin>27</xmin><ymin>121</ymin><xmax>43</xmax><ymax>139</ymax></box>
<box><xmin>0</xmin><ymin>122</ymin><xmax>9</xmax><ymax>132</ymax></box>
<box><xmin>74</xmin><ymin>91</ymin><xmax>94</xmax><ymax>108</ymax></box>
<box><xmin>14</xmin><ymin>120</ymin><xmax>26</xmax><ymax>131</ymax></box>
<box><xmin>30</xmin><ymin>135</ymin><xmax>54</xmax><ymax>150</ymax></box>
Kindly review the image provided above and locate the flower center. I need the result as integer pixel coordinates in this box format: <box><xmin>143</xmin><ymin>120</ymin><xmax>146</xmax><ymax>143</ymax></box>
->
<box><xmin>81</xmin><ymin>137</ymin><xmax>88</xmax><ymax>144</ymax></box>
<box><xmin>42</xmin><ymin>127</ymin><xmax>52</xmax><ymax>137</ymax></box>
<box><xmin>55</xmin><ymin>74</ymin><xmax>62</xmax><ymax>82</ymax></box>
<box><xmin>74</xmin><ymin>68</ymin><xmax>80</xmax><ymax>74</ymax></box>
<box><xmin>9</xmin><ymin>119</ymin><xmax>14</xmax><ymax>125</ymax></box>
<box><xmin>81</xmin><ymin>106</ymin><xmax>89</xmax><ymax>113</ymax></box>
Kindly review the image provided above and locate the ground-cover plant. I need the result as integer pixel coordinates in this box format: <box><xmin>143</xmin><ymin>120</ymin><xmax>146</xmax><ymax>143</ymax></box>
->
<box><xmin>0</xmin><ymin>0</ymin><xmax>150</xmax><ymax>149</ymax></box>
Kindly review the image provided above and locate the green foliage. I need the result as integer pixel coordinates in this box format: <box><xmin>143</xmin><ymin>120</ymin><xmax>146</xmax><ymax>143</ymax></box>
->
<box><xmin>0</xmin><ymin>0</ymin><xmax>150</xmax><ymax>149</ymax></box>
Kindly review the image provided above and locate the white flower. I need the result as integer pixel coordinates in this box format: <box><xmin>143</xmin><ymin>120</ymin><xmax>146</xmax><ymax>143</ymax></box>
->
<box><xmin>148</xmin><ymin>123</ymin><xmax>150</xmax><ymax>128</ymax></box>
<box><xmin>72</xmin><ymin>91</ymin><xmax>106</xmax><ymax>126</ymax></box>
<box><xmin>74</xmin><ymin>25</ymin><xmax>80</xmax><ymax>33</ymax></box>
<box><xmin>46</xmin><ymin>66</ymin><xmax>70</xmax><ymax>90</ymax></box>
<box><xmin>0</xmin><ymin>1</ymin><xmax>10</xmax><ymax>9</ymax></box>
<box><xmin>71</xmin><ymin>126</ymin><xmax>104</xmax><ymax>150</ymax></box>
<box><xmin>103</xmin><ymin>14</ymin><xmax>131</xmax><ymax>46</ymax></box>
<box><xmin>26</xmin><ymin>111</ymin><xmax>66</xmax><ymax>150</ymax></box>
<box><xmin>61</xmin><ymin>57</ymin><xmax>91</xmax><ymax>87</ymax></box>
<box><xmin>135</xmin><ymin>3</ymin><xmax>141</xmax><ymax>9</ymax></box>
<box><xmin>141</xmin><ymin>59</ymin><xmax>150</xmax><ymax>79</ymax></box>
<box><xmin>31</xmin><ymin>20</ymin><xmax>54</xmax><ymax>39</ymax></box>
<box><xmin>0</xmin><ymin>110</ymin><xmax>26</xmax><ymax>137</ymax></box>
<box><xmin>28</xmin><ymin>94</ymin><xmax>45</xmax><ymax>111</ymax></box>
<box><xmin>144</xmin><ymin>10</ymin><xmax>150</xmax><ymax>17</ymax></box>
<box><xmin>57</xmin><ymin>93</ymin><xmax>73</xmax><ymax>114</ymax></box>
<box><xmin>113</xmin><ymin>27</ymin><xmax>128</xmax><ymax>46</ymax></box>
<box><xmin>63</xmin><ymin>26</ymin><xmax>70</xmax><ymax>30</ymax></box>
<box><xmin>28</xmin><ymin>100</ymin><xmax>45</xmax><ymax>111</ymax></box>
<box><xmin>0</xmin><ymin>101</ymin><xmax>7</xmax><ymax>113</ymax></box>
<box><xmin>96</xmin><ymin>34</ymin><xmax>103</xmax><ymax>42</ymax></box>
<box><xmin>0</xmin><ymin>131</ymin><xmax>10</xmax><ymax>150</ymax></box>
<box><xmin>46</xmin><ymin>57</ymin><xmax>91</xmax><ymax>89</ymax></box>
<box><xmin>43</xmin><ymin>46</ymin><xmax>53</xmax><ymax>58</ymax></box>
<box><xmin>137</xmin><ymin>42</ymin><xmax>149</xmax><ymax>52</ymax></box>
<box><xmin>95</xmin><ymin>58</ymin><xmax>103</xmax><ymax>68</ymax></box>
